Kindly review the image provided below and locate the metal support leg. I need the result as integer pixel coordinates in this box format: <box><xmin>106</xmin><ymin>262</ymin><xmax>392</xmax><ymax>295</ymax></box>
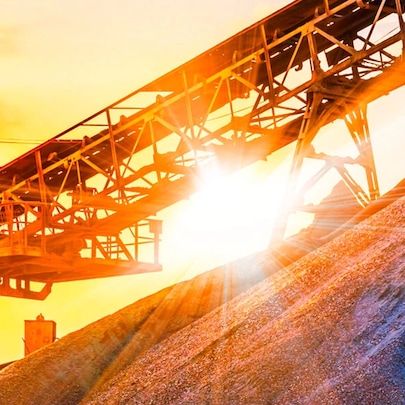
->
<box><xmin>344</xmin><ymin>106</ymin><xmax>380</xmax><ymax>201</ymax></box>
<box><xmin>271</xmin><ymin>98</ymin><xmax>380</xmax><ymax>244</ymax></box>
<box><xmin>271</xmin><ymin>91</ymin><xmax>323</xmax><ymax>242</ymax></box>
<box><xmin>288</xmin><ymin>92</ymin><xmax>323</xmax><ymax>192</ymax></box>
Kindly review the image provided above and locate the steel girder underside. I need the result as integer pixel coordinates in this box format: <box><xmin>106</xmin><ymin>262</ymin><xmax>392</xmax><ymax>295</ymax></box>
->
<box><xmin>1</xmin><ymin>0</ymin><xmax>405</xmax><ymax>299</ymax></box>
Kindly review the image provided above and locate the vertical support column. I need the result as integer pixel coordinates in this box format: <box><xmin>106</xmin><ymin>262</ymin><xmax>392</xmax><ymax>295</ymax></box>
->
<box><xmin>106</xmin><ymin>109</ymin><xmax>124</xmax><ymax>198</ymax></box>
<box><xmin>35</xmin><ymin>150</ymin><xmax>48</xmax><ymax>253</ymax></box>
<box><xmin>288</xmin><ymin>91</ymin><xmax>323</xmax><ymax>189</ymax></box>
<box><xmin>323</xmin><ymin>0</ymin><xmax>330</xmax><ymax>14</ymax></box>
<box><xmin>260</xmin><ymin>24</ymin><xmax>277</xmax><ymax>128</ymax></box>
<box><xmin>344</xmin><ymin>106</ymin><xmax>380</xmax><ymax>201</ymax></box>
<box><xmin>182</xmin><ymin>70</ymin><xmax>196</xmax><ymax>139</ymax></box>
<box><xmin>307</xmin><ymin>30</ymin><xmax>322</xmax><ymax>75</ymax></box>
<box><xmin>271</xmin><ymin>90</ymin><xmax>323</xmax><ymax>242</ymax></box>
<box><xmin>35</xmin><ymin>151</ymin><xmax>48</xmax><ymax>206</ymax></box>
<box><xmin>134</xmin><ymin>223</ymin><xmax>139</xmax><ymax>261</ymax></box>
<box><xmin>395</xmin><ymin>0</ymin><xmax>405</xmax><ymax>56</ymax></box>
<box><xmin>150</xmin><ymin>120</ymin><xmax>162</xmax><ymax>182</ymax></box>
<box><xmin>4</xmin><ymin>201</ymin><xmax>14</xmax><ymax>250</ymax></box>
<box><xmin>271</xmin><ymin>99</ymin><xmax>380</xmax><ymax>244</ymax></box>
<box><xmin>149</xmin><ymin>219</ymin><xmax>162</xmax><ymax>264</ymax></box>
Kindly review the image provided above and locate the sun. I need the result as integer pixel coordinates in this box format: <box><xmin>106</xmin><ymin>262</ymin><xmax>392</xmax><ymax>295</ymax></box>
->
<box><xmin>160</xmin><ymin>160</ymin><xmax>288</xmax><ymax>280</ymax></box>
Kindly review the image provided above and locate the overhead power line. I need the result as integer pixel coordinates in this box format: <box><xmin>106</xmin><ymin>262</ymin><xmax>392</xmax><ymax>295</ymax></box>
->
<box><xmin>0</xmin><ymin>139</ymin><xmax>44</xmax><ymax>145</ymax></box>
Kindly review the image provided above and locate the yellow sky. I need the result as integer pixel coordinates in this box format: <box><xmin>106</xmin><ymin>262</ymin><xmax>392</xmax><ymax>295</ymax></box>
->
<box><xmin>1</xmin><ymin>0</ymin><xmax>405</xmax><ymax>364</ymax></box>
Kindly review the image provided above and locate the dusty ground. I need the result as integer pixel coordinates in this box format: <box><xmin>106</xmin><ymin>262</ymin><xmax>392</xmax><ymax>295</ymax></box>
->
<box><xmin>1</xmin><ymin>188</ymin><xmax>405</xmax><ymax>404</ymax></box>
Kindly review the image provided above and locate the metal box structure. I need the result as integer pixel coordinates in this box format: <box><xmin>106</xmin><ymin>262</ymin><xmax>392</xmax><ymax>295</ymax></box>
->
<box><xmin>24</xmin><ymin>314</ymin><xmax>56</xmax><ymax>356</ymax></box>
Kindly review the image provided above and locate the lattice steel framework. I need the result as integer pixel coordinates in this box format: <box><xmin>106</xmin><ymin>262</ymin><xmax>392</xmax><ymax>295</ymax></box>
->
<box><xmin>1</xmin><ymin>0</ymin><xmax>405</xmax><ymax>299</ymax></box>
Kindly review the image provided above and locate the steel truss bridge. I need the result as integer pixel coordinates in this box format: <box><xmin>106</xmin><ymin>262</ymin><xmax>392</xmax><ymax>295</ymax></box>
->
<box><xmin>1</xmin><ymin>0</ymin><xmax>404</xmax><ymax>299</ymax></box>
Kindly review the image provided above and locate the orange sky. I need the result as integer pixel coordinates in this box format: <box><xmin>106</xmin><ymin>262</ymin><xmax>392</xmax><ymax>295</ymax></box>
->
<box><xmin>1</xmin><ymin>0</ymin><xmax>405</xmax><ymax>364</ymax></box>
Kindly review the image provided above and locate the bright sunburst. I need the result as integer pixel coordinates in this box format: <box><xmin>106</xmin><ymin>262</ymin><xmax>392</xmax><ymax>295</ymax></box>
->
<box><xmin>160</xmin><ymin>160</ymin><xmax>289</xmax><ymax>280</ymax></box>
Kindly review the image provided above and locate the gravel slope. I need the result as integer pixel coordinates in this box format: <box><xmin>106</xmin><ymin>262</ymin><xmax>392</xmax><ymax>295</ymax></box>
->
<box><xmin>83</xmin><ymin>196</ymin><xmax>405</xmax><ymax>404</ymax></box>
<box><xmin>0</xmin><ymin>250</ymin><xmax>280</xmax><ymax>405</ymax></box>
<box><xmin>1</xmin><ymin>194</ymin><xmax>405</xmax><ymax>404</ymax></box>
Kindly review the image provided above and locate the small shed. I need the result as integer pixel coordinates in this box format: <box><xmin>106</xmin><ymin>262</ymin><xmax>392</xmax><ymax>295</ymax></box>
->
<box><xmin>24</xmin><ymin>314</ymin><xmax>56</xmax><ymax>356</ymax></box>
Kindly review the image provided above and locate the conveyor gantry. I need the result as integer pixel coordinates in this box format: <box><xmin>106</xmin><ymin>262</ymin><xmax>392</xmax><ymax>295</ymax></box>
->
<box><xmin>1</xmin><ymin>0</ymin><xmax>405</xmax><ymax>299</ymax></box>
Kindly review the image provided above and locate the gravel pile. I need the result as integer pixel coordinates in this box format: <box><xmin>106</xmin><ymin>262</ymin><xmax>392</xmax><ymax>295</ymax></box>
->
<box><xmin>0</xmin><ymin>251</ymin><xmax>280</xmax><ymax>405</ymax></box>
<box><xmin>1</xmin><ymin>193</ymin><xmax>405</xmax><ymax>404</ymax></box>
